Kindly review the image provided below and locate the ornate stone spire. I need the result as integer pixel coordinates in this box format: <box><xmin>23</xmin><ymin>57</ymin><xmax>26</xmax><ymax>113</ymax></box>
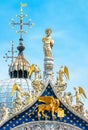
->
<box><xmin>42</xmin><ymin>28</ymin><xmax>54</xmax><ymax>79</ymax></box>
<box><xmin>8</xmin><ymin>3</ymin><xmax>34</xmax><ymax>78</ymax></box>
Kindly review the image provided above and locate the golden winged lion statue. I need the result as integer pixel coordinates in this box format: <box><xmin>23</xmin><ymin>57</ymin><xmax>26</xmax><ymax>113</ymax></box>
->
<box><xmin>37</xmin><ymin>96</ymin><xmax>65</xmax><ymax>118</ymax></box>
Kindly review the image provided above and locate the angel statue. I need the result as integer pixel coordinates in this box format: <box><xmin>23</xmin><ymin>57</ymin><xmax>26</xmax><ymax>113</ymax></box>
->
<box><xmin>29</xmin><ymin>64</ymin><xmax>41</xmax><ymax>80</ymax></box>
<box><xmin>12</xmin><ymin>83</ymin><xmax>24</xmax><ymax>112</ymax></box>
<box><xmin>74</xmin><ymin>87</ymin><xmax>87</xmax><ymax>105</ymax></box>
<box><xmin>73</xmin><ymin>86</ymin><xmax>87</xmax><ymax>114</ymax></box>
<box><xmin>42</xmin><ymin>28</ymin><xmax>54</xmax><ymax>58</ymax></box>
<box><xmin>12</xmin><ymin>83</ymin><xmax>30</xmax><ymax>113</ymax></box>
<box><xmin>56</xmin><ymin>66</ymin><xmax>69</xmax><ymax>92</ymax></box>
<box><xmin>29</xmin><ymin>64</ymin><xmax>43</xmax><ymax>92</ymax></box>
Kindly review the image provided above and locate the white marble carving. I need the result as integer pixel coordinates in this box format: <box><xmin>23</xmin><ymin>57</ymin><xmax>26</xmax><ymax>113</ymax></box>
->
<box><xmin>12</xmin><ymin>121</ymin><xmax>82</xmax><ymax>130</ymax></box>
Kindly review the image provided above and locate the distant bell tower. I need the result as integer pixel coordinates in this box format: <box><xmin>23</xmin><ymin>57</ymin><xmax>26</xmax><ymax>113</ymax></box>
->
<box><xmin>8</xmin><ymin>3</ymin><xmax>34</xmax><ymax>78</ymax></box>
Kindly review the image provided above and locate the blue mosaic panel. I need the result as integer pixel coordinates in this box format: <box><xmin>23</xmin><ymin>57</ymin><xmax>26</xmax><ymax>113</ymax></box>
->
<box><xmin>0</xmin><ymin>84</ymin><xmax>88</xmax><ymax>130</ymax></box>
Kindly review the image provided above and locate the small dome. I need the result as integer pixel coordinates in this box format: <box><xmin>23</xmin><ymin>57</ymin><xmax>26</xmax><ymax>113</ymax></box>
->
<box><xmin>9</xmin><ymin>55</ymin><xmax>30</xmax><ymax>78</ymax></box>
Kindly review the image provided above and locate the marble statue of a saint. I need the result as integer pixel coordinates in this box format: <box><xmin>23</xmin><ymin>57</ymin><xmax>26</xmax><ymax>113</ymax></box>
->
<box><xmin>42</xmin><ymin>28</ymin><xmax>54</xmax><ymax>58</ymax></box>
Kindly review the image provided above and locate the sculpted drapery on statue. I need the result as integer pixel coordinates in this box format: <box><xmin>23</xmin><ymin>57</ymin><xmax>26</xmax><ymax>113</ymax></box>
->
<box><xmin>42</xmin><ymin>28</ymin><xmax>54</xmax><ymax>58</ymax></box>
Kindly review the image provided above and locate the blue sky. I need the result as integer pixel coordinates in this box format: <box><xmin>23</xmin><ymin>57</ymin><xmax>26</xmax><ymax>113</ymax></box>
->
<box><xmin>0</xmin><ymin>0</ymin><xmax>88</xmax><ymax>108</ymax></box>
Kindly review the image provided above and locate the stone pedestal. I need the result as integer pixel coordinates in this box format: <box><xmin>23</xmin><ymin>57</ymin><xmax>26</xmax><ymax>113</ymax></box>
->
<box><xmin>44</xmin><ymin>57</ymin><xmax>54</xmax><ymax>79</ymax></box>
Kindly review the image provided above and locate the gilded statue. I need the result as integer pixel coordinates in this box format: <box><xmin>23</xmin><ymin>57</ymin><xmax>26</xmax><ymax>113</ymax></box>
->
<box><xmin>73</xmin><ymin>86</ymin><xmax>87</xmax><ymax>114</ymax></box>
<box><xmin>29</xmin><ymin>64</ymin><xmax>41</xmax><ymax>80</ymax></box>
<box><xmin>42</xmin><ymin>28</ymin><xmax>54</xmax><ymax>58</ymax></box>
<box><xmin>37</xmin><ymin>96</ymin><xmax>65</xmax><ymax>118</ymax></box>
<box><xmin>29</xmin><ymin>64</ymin><xmax>43</xmax><ymax>91</ymax></box>
<box><xmin>12</xmin><ymin>84</ymin><xmax>24</xmax><ymax>112</ymax></box>
<box><xmin>56</xmin><ymin>66</ymin><xmax>69</xmax><ymax>93</ymax></box>
<box><xmin>12</xmin><ymin>83</ymin><xmax>31</xmax><ymax>112</ymax></box>
<box><xmin>74</xmin><ymin>86</ymin><xmax>87</xmax><ymax>105</ymax></box>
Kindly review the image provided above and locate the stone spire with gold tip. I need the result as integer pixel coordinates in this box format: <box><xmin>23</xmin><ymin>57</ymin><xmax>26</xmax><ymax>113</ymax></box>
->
<box><xmin>9</xmin><ymin>3</ymin><xmax>34</xmax><ymax>78</ymax></box>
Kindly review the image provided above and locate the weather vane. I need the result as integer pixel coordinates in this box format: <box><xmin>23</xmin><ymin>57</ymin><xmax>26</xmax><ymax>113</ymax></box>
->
<box><xmin>3</xmin><ymin>41</ymin><xmax>17</xmax><ymax>63</ymax></box>
<box><xmin>9</xmin><ymin>3</ymin><xmax>34</xmax><ymax>41</ymax></box>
